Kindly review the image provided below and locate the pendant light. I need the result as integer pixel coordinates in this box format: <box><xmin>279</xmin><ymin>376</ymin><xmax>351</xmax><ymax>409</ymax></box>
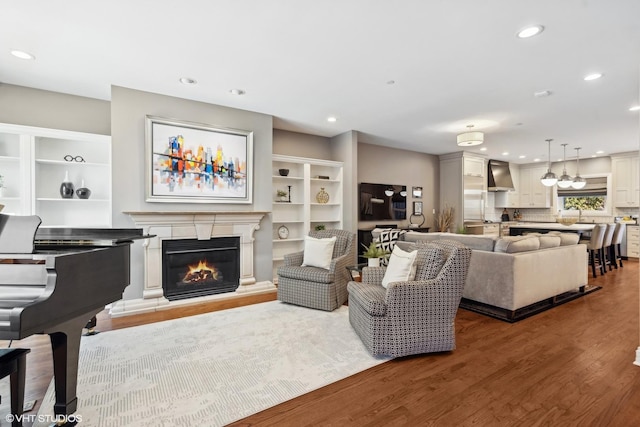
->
<box><xmin>540</xmin><ymin>139</ymin><xmax>558</xmax><ymax>187</ymax></box>
<box><xmin>571</xmin><ymin>147</ymin><xmax>587</xmax><ymax>189</ymax></box>
<box><xmin>556</xmin><ymin>143</ymin><xmax>574</xmax><ymax>188</ymax></box>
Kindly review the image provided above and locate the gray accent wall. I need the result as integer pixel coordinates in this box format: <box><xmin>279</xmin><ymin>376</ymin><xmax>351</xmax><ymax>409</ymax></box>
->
<box><xmin>0</xmin><ymin>84</ymin><xmax>110</xmax><ymax>134</ymax></box>
<box><xmin>111</xmin><ymin>86</ymin><xmax>274</xmax><ymax>299</ymax></box>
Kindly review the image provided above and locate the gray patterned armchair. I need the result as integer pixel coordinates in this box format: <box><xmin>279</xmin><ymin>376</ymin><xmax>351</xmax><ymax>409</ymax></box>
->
<box><xmin>277</xmin><ymin>229</ymin><xmax>356</xmax><ymax>311</ymax></box>
<box><xmin>347</xmin><ymin>240</ymin><xmax>472</xmax><ymax>357</ymax></box>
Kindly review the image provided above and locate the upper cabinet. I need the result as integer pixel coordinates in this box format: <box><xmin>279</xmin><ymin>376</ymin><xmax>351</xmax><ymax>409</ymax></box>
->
<box><xmin>495</xmin><ymin>164</ymin><xmax>550</xmax><ymax>208</ymax></box>
<box><xmin>464</xmin><ymin>156</ymin><xmax>485</xmax><ymax>177</ymax></box>
<box><xmin>0</xmin><ymin>123</ymin><xmax>112</xmax><ymax>227</ymax></box>
<box><xmin>612</xmin><ymin>153</ymin><xmax>639</xmax><ymax>208</ymax></box>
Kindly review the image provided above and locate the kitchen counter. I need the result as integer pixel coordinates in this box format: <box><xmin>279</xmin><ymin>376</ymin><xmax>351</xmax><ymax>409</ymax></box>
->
<box><xmin>509</xmin><ymin>222</ymin><xmax>595</xmax><ymax>236</ymax></box>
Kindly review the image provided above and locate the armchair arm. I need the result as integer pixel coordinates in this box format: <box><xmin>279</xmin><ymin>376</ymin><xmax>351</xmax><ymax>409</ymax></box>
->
<box><xmin>283</xmin><ymin>251</ymin><xmax>304</xmax><ymax>266</ymax></box>
<box><xmin>384</xmin><ymin>278</ymin><xmax>464</xmax><ymax>319</ymax></box>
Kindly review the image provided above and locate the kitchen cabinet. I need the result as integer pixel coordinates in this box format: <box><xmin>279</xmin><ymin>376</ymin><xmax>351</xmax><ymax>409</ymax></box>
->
<box><xmin>0</xmin><ymin>123</ymin><xmax>112</xmax><ymax>227</ymax></box>
<box><xmin>517</xmin><ymin>165</ymin><xmax>550</xmax><ymax>208</ymax></box>
<box><xmin>272</xmin><ymin>154</ymin><xmax>343</xmax><ymax>280</ymax></box>
<box><xmin>466</xmin><ymin>223</ymin><xmax>499</xmax><ymax>237</ymax></box>
<box><xmin>611</xmin><ymin>153</ymin><xmax>639</xmax><ymax>208</ymax></box>
<box><xmin>464</xmin><ymin>156</ymin><xmax>485</xmax><ymax>177</ymax></box>
<box><xmin>626</xmin><ymin>225</ymin><xmax>639</xmax><ymax>258</ymax></box>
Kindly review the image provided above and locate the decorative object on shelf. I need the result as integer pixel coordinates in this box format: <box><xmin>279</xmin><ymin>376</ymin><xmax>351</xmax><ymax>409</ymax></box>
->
<box><xmin>278</xmin><ymin>168</ymin><xmax>289</xmax><ymax>176</ymax></box>
<box><xmin>60</xmin><ymin>170</ymin><xmax>75</xmax><ymax>199</ymax></box>
<box><xmin>434</xmin><ymin>204</ymin><xmax>454</xmax><ymax>232</ymax></box>
<box><xmin>501</xmin><ymin>208</ymin><xmax>510</xmax><ymax>222</ymax></box>
<box><xmin>63</xmin><ymin>154</ymin><xmax>85</xmax><ymax>162</ymax></box>
<box><xmin>276</xmin><ymin>189</ymin><xmax>288</xmax><ymax>202</ymax></box>
<box><xmin>315</xmin><ymin>175</ymin><xmax>330</xmax><ymax>180</ymax></box>
<box><xmin>278</xmin><ymin>225</ymin><xmax>289</xmax><ymax>239</ymax></box>
<box><xmin>76</xmin><ymin>180</ymin><xmax>92</xmax><ymax>199</ymax></box>
<box><xmin>572</xmin><ymin>147</ymin><xmax>587</xmax><ymax>189</ymax></box>
<box><xmin>557</xmin><ymin>143</ymin><xmax>574</xmax><ymax>188</ymax></box>
<box><xmin>456</xmin><ymin>125</ymin><xmax>484</xmax><ymax>146</ymax></box>
<box><xmin>316</xmin><ymin>187</ymin><xmax>329</xmax><ymax>204</ymax></box>
<box><xmin>540</xmin><ymin>138</ymin><xmax>558</xmax><ymax>187</ymax></box>
<box><xmin>557</xmin><ymin>217</ymin><xmax>578</xmax><ymax>226</ymax></box>
<box><xmin>314</xmin><ymin>224</ymin><xmax>326</xmax><ymax>231</ymax></box>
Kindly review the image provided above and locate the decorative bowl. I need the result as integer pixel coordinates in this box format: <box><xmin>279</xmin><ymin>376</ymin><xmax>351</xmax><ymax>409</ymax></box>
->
<box><xmin>278</xmin><ymin>169</ymin><xmax>289</xmax><ymax>176</ymax></box>
<box><xmin>556</xmin><ymin>217</ymin><xmax>578</xmax><ymax>226</ymax></box>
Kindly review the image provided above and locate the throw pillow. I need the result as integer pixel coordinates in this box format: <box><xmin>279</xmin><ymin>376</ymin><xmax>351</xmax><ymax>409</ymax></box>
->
<box><xmin>301</xmin><ymin>235</ymin><xmax>337</xmax><ymax>269</ymax></box>
<box><xmin>376</xmin><ymin>228</ymin><xmax>407</xmax><ymax>266</ymax></box>
<box><xmin>381</xmin><ymin>246</ymin><xmax>418</xmax><ymax>288</ymax></box>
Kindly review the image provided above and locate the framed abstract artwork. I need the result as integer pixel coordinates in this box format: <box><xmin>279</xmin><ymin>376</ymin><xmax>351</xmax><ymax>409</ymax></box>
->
<box><xmin>145</xmin><ymin>115</ymin><xmax>253</xmax><ymax>203</ymax></box>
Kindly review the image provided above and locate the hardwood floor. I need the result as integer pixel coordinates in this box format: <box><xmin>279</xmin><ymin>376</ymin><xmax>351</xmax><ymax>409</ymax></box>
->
<box><xmin>3</xmin><ymin>262</ymin><xmax>639</xmax><ymax>426</ymax></box>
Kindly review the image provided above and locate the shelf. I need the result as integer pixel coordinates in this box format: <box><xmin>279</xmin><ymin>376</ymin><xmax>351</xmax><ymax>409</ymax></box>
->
<box><xmin>0</xmin><ymin>155</ymin><xmax>19</xmax><ymax>162</ymax></box>
<box><xmin>35</xmin><ymin>159</ymin><xmax>109</xmax><ymax>167</ymax></box>
<box><xmin>273</xmin><ymin>238</ymin><xmax>304</xmax><ymax>243</ymax></box>
<box><xmin>272</xmin><ymin>220</ymin><xmax>305</xmax><ymax>224</ymax></box>
<box><xmin>273</xmin><ymin>175</ymin><xmax>304</xmax><ymax>180</ymax></box>
<box><xmin>36</xmin><ymin>198</ymin><xmax>109</xmax><ymax>202</ymax></box>
<box><xmin>310</xmin><ymin>202</ymin><xmax>340</xmax><ymax>206</ymax></box>
<box><xmin>310</xmin><ymin>178</ymin><xmax>339</xmax><ymax>183</ymax></box>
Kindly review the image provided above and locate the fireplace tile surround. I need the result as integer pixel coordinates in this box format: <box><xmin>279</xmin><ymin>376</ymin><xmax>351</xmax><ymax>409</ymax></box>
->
<box><xmin>110</xmin><ymin>211</ymin><xmax>276</xmax><ymax>317</ymax></box>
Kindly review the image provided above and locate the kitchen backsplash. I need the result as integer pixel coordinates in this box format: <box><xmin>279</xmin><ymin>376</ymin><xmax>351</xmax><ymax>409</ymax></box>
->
<box><xmin>486</xmin><ymin>207</ymin><xmax>634</xmax><ymax>224</ymax></box>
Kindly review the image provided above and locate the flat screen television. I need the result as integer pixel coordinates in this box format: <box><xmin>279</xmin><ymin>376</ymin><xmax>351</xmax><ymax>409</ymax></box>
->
<box><xmin>359</xmin><ymin>183</ymin><xmax>407</xmax><ymax>221</ymax></box>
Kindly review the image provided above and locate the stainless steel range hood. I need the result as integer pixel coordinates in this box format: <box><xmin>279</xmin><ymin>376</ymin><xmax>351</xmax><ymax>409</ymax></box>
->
<box><xmin>487</xmin><ymin>159</ymin><xmax>515</xmax><ymax>192</ymax></box>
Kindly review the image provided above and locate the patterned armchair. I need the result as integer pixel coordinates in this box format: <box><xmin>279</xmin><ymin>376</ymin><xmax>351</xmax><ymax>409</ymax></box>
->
<box><xmin>347</xmin><ymin>240</ymin><xmax>472</xmax><ymax>357</ymax></box>
<box><xmin>277</xmin><ymin>229</ymin><xmax>356</xmax><ymax>311</ymax></box>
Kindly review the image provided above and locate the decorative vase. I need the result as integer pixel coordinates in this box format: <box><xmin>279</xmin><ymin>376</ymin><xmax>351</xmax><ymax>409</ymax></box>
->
<box><xmin>316</xmin><ymin>187</ymin><xmax>329</xmax><ymax>204</ymax></box>
<box><xmin>367</xmin><ymin>257</ymin><xmax>380</xmax><ymax>267</ymax></box>
<box><xmin>60</xmin><ymin>171</ymin><xmax>75</xmax><ymax>199</ymax></box>
<box><xmin>76</xmin><ymin>180</ymin><xmax>91</xmax><ymax>199</ymax></box>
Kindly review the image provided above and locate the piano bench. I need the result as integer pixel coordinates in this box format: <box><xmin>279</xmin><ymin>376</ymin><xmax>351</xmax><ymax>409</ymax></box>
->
<box><xmin>0</xmin><ymin>348</ymin><xmax>30</xmax><ymax>427</ymax></box>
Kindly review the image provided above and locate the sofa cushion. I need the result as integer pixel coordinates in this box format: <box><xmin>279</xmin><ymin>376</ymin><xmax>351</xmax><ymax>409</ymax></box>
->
<box><xmin>375</xmin><ymin>228</ymin><xmax>406</xmax><ymax>266</ymax></box>
<box><xmin>538</xmin><ymin>235</ymin><xmax>561</xmax><ymax>249</ymax></box>
<box><xmin>413</xmin><ymin>243</ymin><xmax>446</xmax><ymax>280</ymax></box>
<box><xmin>494</xmin><ymin>236</ymin><xmax>540</xmax><ymax>253</ymax></box>
<box><xmin>548</xmin><ymin>231</ymin><xmax>580</xmax><ymax>245</ymax></box>
<box><xmin>278</xmin><ymin>265</ymin><xmax>335</xmax><ymax>283</ymax></box>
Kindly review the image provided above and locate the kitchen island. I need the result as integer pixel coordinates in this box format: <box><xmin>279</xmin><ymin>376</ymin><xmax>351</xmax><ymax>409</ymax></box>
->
<box><xmin>509</xmin><ymin>222</ymin><xmax>595</xmax><ymax>237</ymax></box>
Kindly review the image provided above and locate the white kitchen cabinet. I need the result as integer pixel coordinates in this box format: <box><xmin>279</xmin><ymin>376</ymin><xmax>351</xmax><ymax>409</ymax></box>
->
<box><xmin>464</xmin><ymin>156</ymin><xmax>485</xmax><ymax>178</ymax></box>
<box><xmin>272</xmin><ymin>154</ymin><xmax>343</xmax><ymax>280</ymax></box>
<box><xmin>626</xmin><ymin>225</ymin><xmax>639</xmax><ymax>258</ymax></box>
<box><xmin>0</xmin><ymin>123</ymin><xmax>112</xmax><ymax>227</ymax></box>
<box><xmin>612</xmin><ymin>154</ymin><xmax>639</xmax><ymax>208</ymax></box>
<box><xmin>518</xmin><ymin>165</ymin><xmax>550</xmax><ymax>208</ymax></box>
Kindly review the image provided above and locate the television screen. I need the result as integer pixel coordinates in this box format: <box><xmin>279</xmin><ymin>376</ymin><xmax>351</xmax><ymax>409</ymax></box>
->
<box><xmin>359</xmin><ymin>183</ymin><xmax>407</xmax><ymax>221</ymax></box>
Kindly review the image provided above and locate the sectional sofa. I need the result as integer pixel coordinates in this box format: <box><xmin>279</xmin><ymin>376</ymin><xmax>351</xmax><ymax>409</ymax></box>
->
<box><xmin>371</xmin><ymin>229</ymin><xmax>589</xmax><ymax>320</ymax></box>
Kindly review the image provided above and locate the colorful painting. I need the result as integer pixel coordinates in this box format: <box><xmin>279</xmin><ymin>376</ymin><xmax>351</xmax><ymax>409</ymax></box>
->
<box><xmin>145</xmin><ymin>116</ymin><xmax>253</xmax><ymax>203</ymax></box>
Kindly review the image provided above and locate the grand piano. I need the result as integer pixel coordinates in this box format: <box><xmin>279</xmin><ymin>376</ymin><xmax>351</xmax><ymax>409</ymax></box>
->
<box><xmin>0</xmin><ymin>213</ymin><xmax>147</xmax><ymax>421</ymax></box>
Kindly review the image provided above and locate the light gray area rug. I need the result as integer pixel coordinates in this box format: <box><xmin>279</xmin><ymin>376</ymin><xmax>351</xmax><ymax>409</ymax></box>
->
<box><xmin>35</xmin><ymin>301</ymin><xmax>389</xmax><ymax>426</ymax></box>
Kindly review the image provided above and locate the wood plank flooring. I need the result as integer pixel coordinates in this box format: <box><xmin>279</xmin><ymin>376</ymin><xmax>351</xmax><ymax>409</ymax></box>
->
<box><xmin>2</xmin><ymin>261</ymin><xmax>639</xmax><ymax>426</ymax></box>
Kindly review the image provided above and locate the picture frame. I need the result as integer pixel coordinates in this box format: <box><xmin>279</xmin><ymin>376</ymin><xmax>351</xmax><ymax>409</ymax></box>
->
<box><xmin>413</xmin><ymin>201</ymin><xmax>423</xmax><ymax>215</ymax></box>
<box><xmin>145</xmin><ymin>115</ymin><xmax>253</xmax><ymax>203</ymax></box>
<box><xmin>412</xmin><ymin>186</ymin><xmax>422</xmax><ymax>199</ymax></box>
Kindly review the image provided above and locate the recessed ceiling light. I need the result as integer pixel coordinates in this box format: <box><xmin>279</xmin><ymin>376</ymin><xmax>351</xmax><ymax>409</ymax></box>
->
<box><xmin>596</xmin><ymin>150</ymin><xmax>604</xmax><ymax>154</ymax></box>
<box><xmin>584</xmin><ymin>73</ymin><xmax>603</xmax><ymax>81</ymax></box>
<box><xmin>229</xmin><ymin>88</ymin><xmax>245</xmax><ymax>95</ymax></box>
<box><xmin>327</xmin><ymin>116</ymin><xmax>337</xmax><ymax>123</ymax></box>
<box><xmin>479</xmin><ymin>147</ymin><xmax>487</xmax><ymax>151</ymax></box>
<box><xmin>386</xmin><ymin>80</ymin><xmax>395</xmax><ymax>85</ymax></box>
<box><xmin>630</xmin><ymin>105</ymin><xmax>640</xmax><ymax>112</ymax></box>
<box><xmin>533</xmin><ymin>158</ymin><xmax>541</xmax><ymax>162</ymax></box>
<box><xmin>534</xmin><ymin>90</ymin><xmax>551</xmax><ymax>98</ymax></box>
<box><xmin>519</xmin><ymin>155</ymin><xmax>526</xmax><ymax>159</ymax></box>
<box><xmin>591</xmin><ymin>155</ymin><xmax>597</xmax><ymax>158</ymax></box>
<box><xmin>179</xmin><ymin>77</ymin><xmax>197</xmax><ymax>85</ymax></box>
<box><xmin>10</xmin><ymin>49</ymin><xmax>35</xmax><ymax>60</ymax></box>
<box><xmin>502</xmin><ymin>152</ymin><xmax>509</xmax><ymax>156</ymax></box>
<box><xmin>517</xmin><ymin>25</ymin><xmax>544</xmax><ymax>38</ymax></box>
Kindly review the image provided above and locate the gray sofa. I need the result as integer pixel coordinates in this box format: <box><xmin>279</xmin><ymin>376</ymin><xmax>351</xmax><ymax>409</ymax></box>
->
<box><xmin>372</xmin><ymin>229</ymin><xmax>588</xmax><ymax>317</ymax></box>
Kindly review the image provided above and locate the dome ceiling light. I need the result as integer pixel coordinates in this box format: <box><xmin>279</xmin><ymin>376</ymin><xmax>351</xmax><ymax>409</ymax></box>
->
<box><xmin>456</xmin><ymin>125</ymin><xmax>484</xmax><ymax>146</ymax></box>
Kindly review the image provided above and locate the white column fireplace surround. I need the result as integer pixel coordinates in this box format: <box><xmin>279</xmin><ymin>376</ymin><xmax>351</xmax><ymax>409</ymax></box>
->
<box><xmin>110</xmin><ymin>211</ymin><xmax>275</xmax><ymax>317</ymax></box>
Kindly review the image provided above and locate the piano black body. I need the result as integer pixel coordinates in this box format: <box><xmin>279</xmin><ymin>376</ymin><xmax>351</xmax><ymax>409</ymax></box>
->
<box><xmin>0</xmin><ymin>214</ymin><xmax>146</xmax><ymax>417</ymax></box>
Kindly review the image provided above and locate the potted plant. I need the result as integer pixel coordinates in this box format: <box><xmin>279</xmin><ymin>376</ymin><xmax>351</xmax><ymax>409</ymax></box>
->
<box><xmin>314</xmin><ymin>224</ymin><xmax>326</xmax><ymax>231</ymax></box>
<box><xmin>361</xmin><ymin>242</ymin><xmax>389</xmax><ymax>267</ymax></box>
<box><xmin>276</xmin><ymin>189</ymin><xmax>288</xmax><ymax>202</ymax></box>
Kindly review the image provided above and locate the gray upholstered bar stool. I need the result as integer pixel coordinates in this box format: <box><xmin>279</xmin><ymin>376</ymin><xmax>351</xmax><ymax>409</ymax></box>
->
<box><xmin>583</xmin><ymin>224</ymin><xmax>606</xmax><ymax>278</ymax></box>
<box><xmin>601</xmin><ymin>223</ymin><xmax>616</xmax><ymax>272</ymax></box>
<box><xmin>611</xmin><ymin>223</ymin><xmax>625</xmax><ymax>269</ymax></box>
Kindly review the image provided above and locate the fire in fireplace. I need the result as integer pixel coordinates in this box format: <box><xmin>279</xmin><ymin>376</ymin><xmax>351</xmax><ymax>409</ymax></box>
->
<box><xmin>162</xmin><ymin>237</ymin><xmax>240</xmax><ymax>301</ymax></box>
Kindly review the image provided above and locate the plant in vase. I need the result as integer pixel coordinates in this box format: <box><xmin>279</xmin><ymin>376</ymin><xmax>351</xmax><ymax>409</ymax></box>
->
<box><xmin>314</xmin><ymin>224</ymin><xmax>326</xmax><ymax>231</ymax></box>
<box><xmin>276</xmin><ymin>189</ymin><xmax>288</xmax><ymax>202</ymax></box>
<box><xmin>361</xmin><ymin>242</ymin><xmax>389</xmax><ymax>267</ymax></box>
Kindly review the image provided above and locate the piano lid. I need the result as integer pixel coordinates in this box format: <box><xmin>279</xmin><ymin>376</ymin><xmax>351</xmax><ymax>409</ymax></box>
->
<box><xmin>35</xmin><ymin>227</ymin><xmax>153</xmax><ymax>247</ymax></box>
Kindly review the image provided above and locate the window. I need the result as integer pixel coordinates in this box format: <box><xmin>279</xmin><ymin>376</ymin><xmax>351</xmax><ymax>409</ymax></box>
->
<box><xmin>557</xmin><ymin>175</ymin><xmax>611</xmax><ymax>215</ymax></box>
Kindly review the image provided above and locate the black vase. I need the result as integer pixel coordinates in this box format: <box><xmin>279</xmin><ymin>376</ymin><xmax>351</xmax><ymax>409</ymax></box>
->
<box><xmin>76</xmin><ymin>187</ymin><xmax>91</xmax><ymax>199</ymax></box>
<box><xmin>60</xmin><ymin>171</ymin><xmax>74</xmax><ymax>199</ymax></box>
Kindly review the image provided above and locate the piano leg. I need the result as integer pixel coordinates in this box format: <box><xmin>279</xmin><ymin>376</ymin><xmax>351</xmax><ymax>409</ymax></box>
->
<box><xmin>47</xmin><ymin>315</ymin><xmax>97</xmax><ymax>419</ymax></box>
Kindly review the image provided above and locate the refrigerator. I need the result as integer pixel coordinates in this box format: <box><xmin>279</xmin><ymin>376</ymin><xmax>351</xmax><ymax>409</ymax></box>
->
<box><xmin>463</xmin><ymin>175</ymin><xmax>485</xmax><ymax>222</ymax></box>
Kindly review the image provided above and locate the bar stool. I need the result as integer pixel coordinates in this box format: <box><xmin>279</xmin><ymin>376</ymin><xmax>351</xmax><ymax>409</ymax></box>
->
<box><xmin>611</xmin><ymin>223</ymin><xmax>625</xmax><ymax>269</ymax></box>
<box><xmin>583</xmin><ymin>224</ymin><xmax>605</xmax><ymax>278</ymax></box>
<box><xmin>0</xmin><ymin>348</ymin><xmax>30</xmax><ymax>427</ymax></box>
<box><xmin>602</xmin><ymin>223</ymin><xmax>616</xmax><ymax>272</ymax></box>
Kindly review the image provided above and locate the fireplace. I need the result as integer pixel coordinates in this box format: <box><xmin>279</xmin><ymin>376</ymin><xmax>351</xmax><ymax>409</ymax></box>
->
<box><xmin>162</xmin><ymin>237</ymin><xmax>240</xmax><ymax>301</ymax></box>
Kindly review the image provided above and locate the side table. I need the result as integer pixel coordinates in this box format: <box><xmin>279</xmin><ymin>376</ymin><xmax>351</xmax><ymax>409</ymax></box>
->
<box><xmin>346</xmin><ymin>263</ymin><xmax>368</xmax><ymax>282</ymax></box>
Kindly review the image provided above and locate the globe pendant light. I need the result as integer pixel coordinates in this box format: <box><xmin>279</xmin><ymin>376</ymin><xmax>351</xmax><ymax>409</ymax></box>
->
<box><xmin>540</xmin><ymin>139</ymin><xmax>558</xmax><ymax>187</ymax></box>
<box><xmin>571</xmin><ymin>147</ymin><xmax>587</xmax><ymax>189</ymax></box>
<box><xmin>556</xmin><ymin>143</ymin><xmax>574</xmax><ymax>188</ymax></box>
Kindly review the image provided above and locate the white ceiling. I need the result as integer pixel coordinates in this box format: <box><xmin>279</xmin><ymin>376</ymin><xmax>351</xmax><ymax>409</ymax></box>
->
<box><xmin>1</xmin><ymin>0</ymin><xmax>639</xmax><ymax>164</ymax></box>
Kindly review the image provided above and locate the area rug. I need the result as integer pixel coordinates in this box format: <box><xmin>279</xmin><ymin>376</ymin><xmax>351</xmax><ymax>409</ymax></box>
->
<box><xmin>34</xmin><ymin>301</ymin><xmax>389</xmax><ymax>426</ymax></box>
<box><xmin>459</xmin><ymin>285</ymin><xmax>602</xmax><ymax>323</ymax></box>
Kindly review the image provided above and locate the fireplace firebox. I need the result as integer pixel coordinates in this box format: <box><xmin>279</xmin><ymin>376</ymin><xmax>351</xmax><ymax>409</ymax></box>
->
<box><xmin>162</xmin><ymin>237</ymin><xmax>240</xmax><ymax>301</ymax></box>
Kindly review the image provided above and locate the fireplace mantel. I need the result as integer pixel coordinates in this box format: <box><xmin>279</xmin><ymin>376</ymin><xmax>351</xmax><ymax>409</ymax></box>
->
<box><xmin>110</xmin><ymin>211</ymin><xmax>275</xmax><ymax>317</ymax></box>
